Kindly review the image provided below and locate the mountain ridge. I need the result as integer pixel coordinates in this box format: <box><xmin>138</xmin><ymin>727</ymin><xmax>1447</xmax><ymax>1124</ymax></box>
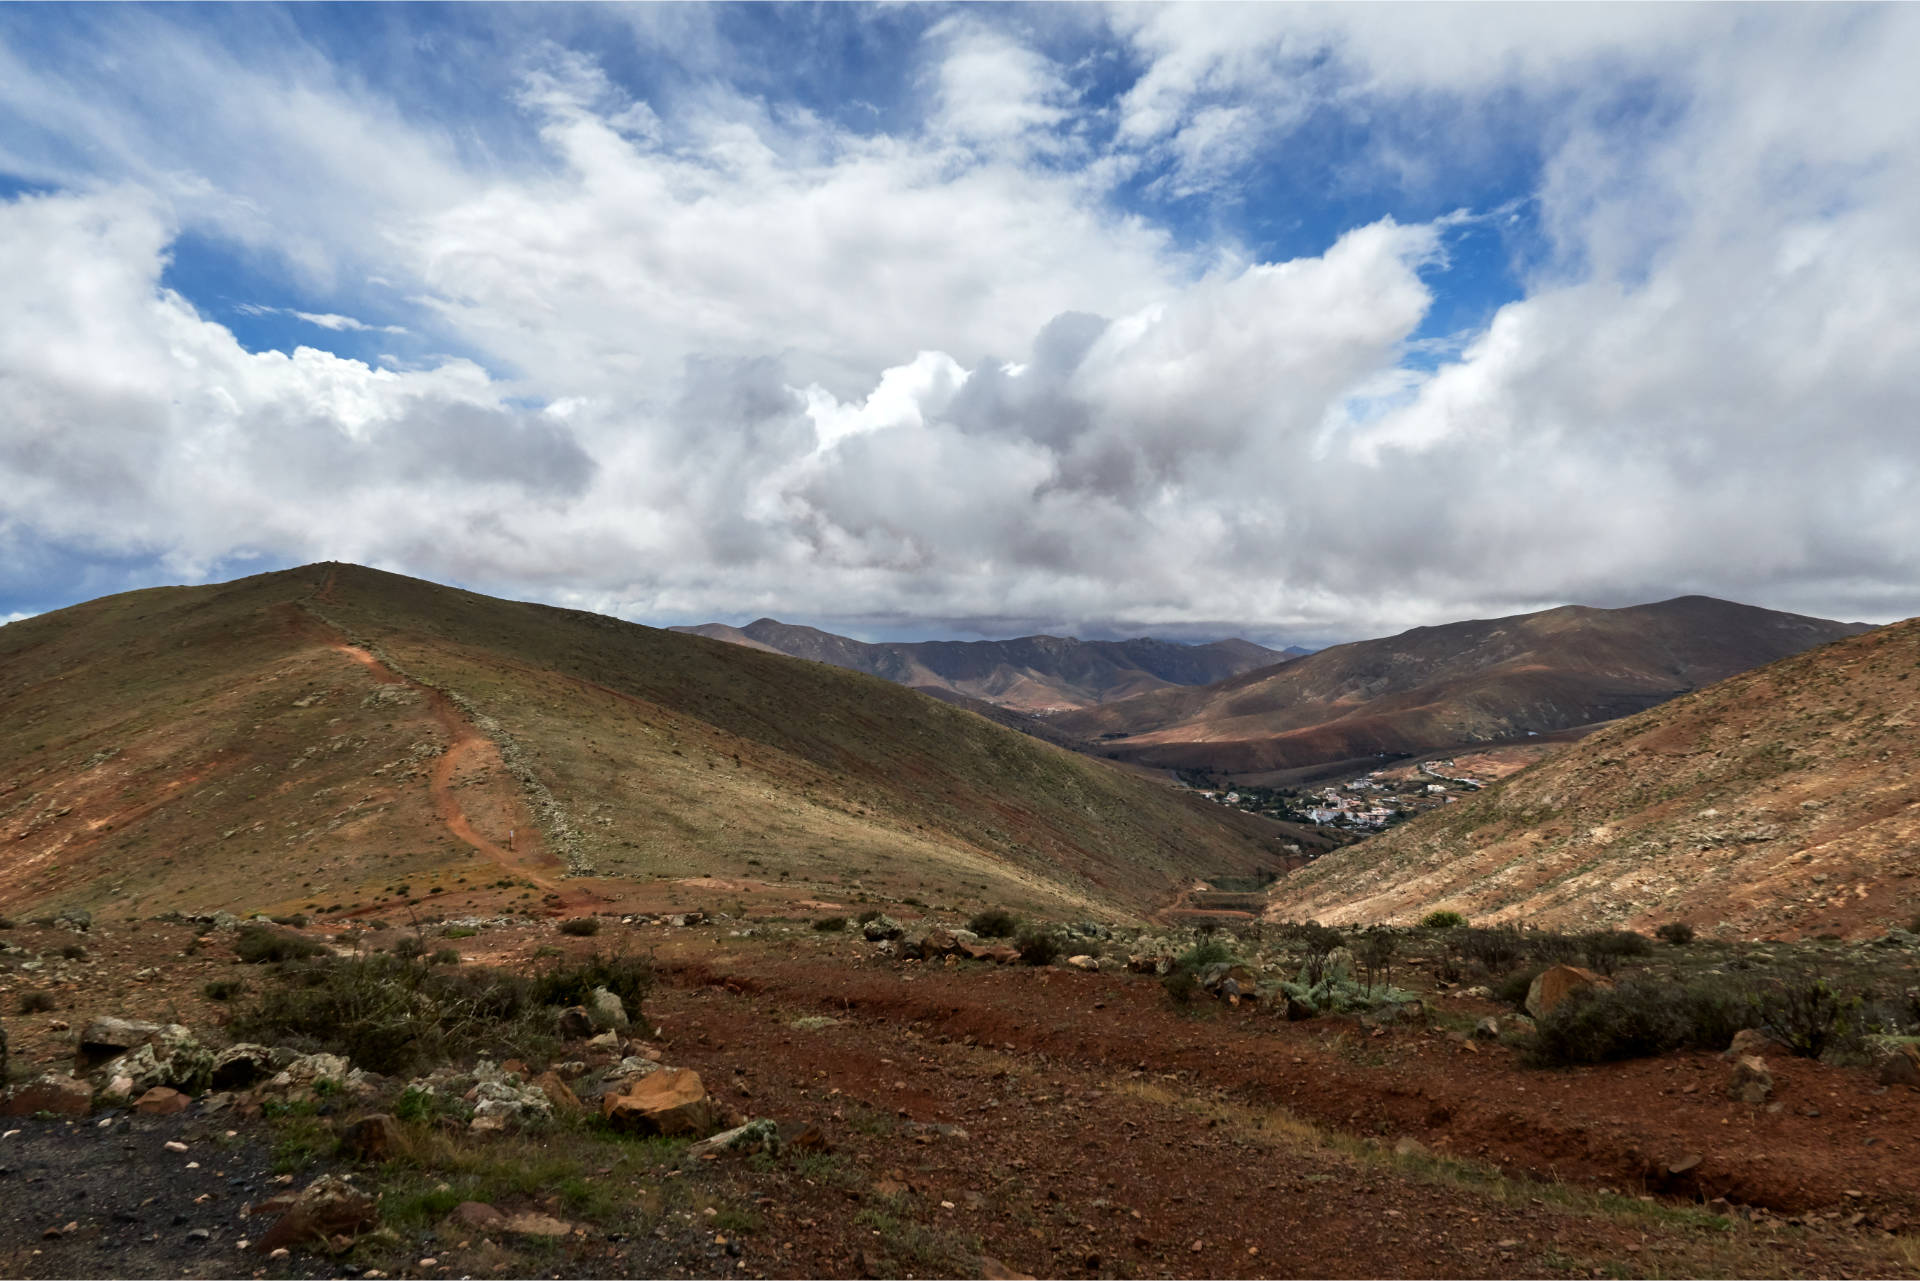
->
<box><xmin>1052</xmin><ymin>595</ymin><xmax>1870</xmax><ymax>776</ymax></box>
<box><xmin>670</xmin><ymin>618</ymin><xmax>1304</xmax><ymax>711</ymax></box>
<box><xmin>0</xmin><ymin>563</ymin><xmax>1331</xmax><ymax>923</ymax></box>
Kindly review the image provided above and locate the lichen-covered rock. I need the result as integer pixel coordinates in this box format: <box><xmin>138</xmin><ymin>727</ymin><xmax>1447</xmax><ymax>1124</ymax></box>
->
<box><xmin>684</xmin><ymin>1117</ymin><xmax>779</xmax><ymax>1161</ymax></box>
<box><xmin>210</xmin><ymin>1043</ymin><xmax>277</xmax><ymax>1090</ymax></box>
<box><xmin>587</xmin><ymin>986</ymin><xmax>630</xmax><ymax>1031</ymax></box>
<box><xmin>76</xmin><ymin>1016</ymin><xmax>163</xmax><ymax>1069</ymax></box>
<box><xmin>464</xmin><ymin>1060</ymin><xmax>553</xmax><ymax>1131</ymax></box>
<box><xmin>862</xmin><ymin>915</ymin><xmax>904</xmax><ymax>942</ymax></box>
<box><xmin>252</xmin><ymin>1174</ymin><xmax>378</xmax><ymax>1254</ymax></box>
<box><xmin>2</xmin><ymin>1072</ymin><xmax>93</xmax><ymax>1117</ymax></box>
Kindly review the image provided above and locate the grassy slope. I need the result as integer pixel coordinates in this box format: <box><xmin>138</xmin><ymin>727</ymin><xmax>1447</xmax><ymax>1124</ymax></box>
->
<box><xmin>1056</xmin><ymin>596</ymin><xmax>1867</xmax><ymax>774</ymax></box>
<box><xmin>0</xmin><ymin>564</ymin><xmax>1320</xmax><ymax>922</ymax></box>
<box><xmin>1273</xmin><ymin>617</ymin><xmax>1920</xmax><ymax>940</ymax></box>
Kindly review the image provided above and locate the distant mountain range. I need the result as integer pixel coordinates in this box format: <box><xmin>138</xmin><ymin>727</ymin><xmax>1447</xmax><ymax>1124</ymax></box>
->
<box><xmin>669</xmin><ymin>618</ymin><xmax>1305</xmax><ymax>711</ymax></box>
<box><xmin>1279</xmin><ymin>609</ymin><xmax>1917</xmax><ymax>940</ymax></box>
<box><xmin>1051</xmin><ymin>596</ymin><xmax>1870</xmax><ymax>777</ymax></box>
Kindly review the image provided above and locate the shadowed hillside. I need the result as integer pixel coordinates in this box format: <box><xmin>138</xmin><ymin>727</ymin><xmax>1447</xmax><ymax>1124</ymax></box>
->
<box><xmin>1273</xmin><ymin>614</ymin><xmax>1920</xmax><ymax>939</ymax></box>
<box><xmin>0</xmin><ymin>564</ymin><xmax>1330</xmax><ymax>923</ymax></box>
<box><xmin>1055</xmin><ymin>596</ymin><xmax>1868</xmax><ymax>776</ymax></box>
<box><xmin>673</xmin><ymin>619</ymin><xmax>1299</xmax><ymax>711</ymax></box>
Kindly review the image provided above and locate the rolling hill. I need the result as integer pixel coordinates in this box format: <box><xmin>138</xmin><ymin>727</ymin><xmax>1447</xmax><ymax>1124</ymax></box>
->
<box><xmin>671</xmin><ymin>618</ymin><xmax>1298</xmax><ymax>711</ymax></box>
<box><xmin>0</xmin><ymin>564</ymin><xmax>1331</xmax><ymax>925</ymax></box>
<box><xmin>1272</xmin><ymin>613</ymin><xmax>1920</xmax><ymax>939</ymax></box>
<box><xmin>1053</xmin><ymin>596</ymin><xmax>1868</xmax><ymax>777</ymax></box>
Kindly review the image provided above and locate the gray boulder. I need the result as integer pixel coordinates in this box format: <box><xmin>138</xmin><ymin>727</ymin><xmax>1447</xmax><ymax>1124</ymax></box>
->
<box><xmin>862</xmin><ymin>915</ymin><xmax>905</xmax><ymax>942</ymax></box>
<box><xmin>587</xmin><ymin>986</ymin><xmax>630</xmax><ymax>1031</ymax></box>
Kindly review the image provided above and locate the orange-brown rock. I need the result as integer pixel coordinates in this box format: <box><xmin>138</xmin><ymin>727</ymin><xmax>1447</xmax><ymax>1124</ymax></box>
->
<box><xmin>133</xmin><ymin>1086</ymin><xmax>190</xmax><ymax>1116</ymax></box>
<box><xmin>534</xmin><ymin>1070</ymin><xmax>582</xmax><ymax>1112</ymax></box>
<box><xmin>1524</xmin><ymin>965</ymin><xmax>1614</xmax><ymax>1019</ymax></box>
<box><xmin>2</xmin><ymin>1074</ymin><xmax>93</xmax><ymax>1117</ymax></box>
<box><xmin>600</xmin><ymin>1066</ymin><xmax>716</xmax><ymax>1137</ymax></box>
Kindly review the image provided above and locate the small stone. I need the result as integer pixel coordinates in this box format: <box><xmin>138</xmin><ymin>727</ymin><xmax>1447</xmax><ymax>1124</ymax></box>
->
<box><xmin>418</xmin><ymin>1258</ymin><xmax>438</xmax><ymax>1268</ymax></box>
<box><xmin>164</xmin><ymin>1140</ymin><xmax>190</xmax><ymax>1153</ymax></box>
<box><xmin>134</xmin><ymin>1087</ymin><xmax>191</xmax><ymax>1116</ymax></box>
<box><xmin>186</xmin><ymin>1228</ymin><xmax>211</xmax><ymax>1243</ymax></box>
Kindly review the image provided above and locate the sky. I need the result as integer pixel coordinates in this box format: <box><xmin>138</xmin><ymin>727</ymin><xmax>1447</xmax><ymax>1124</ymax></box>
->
<box><xmin>2</xmin><ymin>3</ymin><xmax>1918</xmax><ymax>646</ymax></box>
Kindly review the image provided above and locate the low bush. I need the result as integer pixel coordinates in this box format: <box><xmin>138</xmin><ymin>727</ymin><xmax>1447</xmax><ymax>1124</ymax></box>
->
<box><xmin>1523</xmin><ymin>930</ymin><xmax>1583</xmax><ymax>964</ymax></box>
<box><xmin>1420</xmin><ymin>910</ymin><xmax>1468</xmax><ymax>929</ymax></box>
<box><xmin>1162</xmin><ymin>966</ymin><xmax>1200</xmax><ymax>1005</ymax></box>
<box><xmin>203</xmin><ymin>978</ymin><xmax>248</xmax><ymax>1002</ymax></box>
<box><xmin>1016</xmin><ymin>927</ymin><xmax>1061</xmax><ymax>967</ymax></box>
<box><xmin>968</xmin><ymin>908</ymin><xmax>1020</xmax><ymax>939</ymax></box>
<box><xmin>270</xmin><ymin>914</ymin><xmax>310</xmax><ymax>928</ymax></box>
<box><xmin>1581</xmin><ymin>929</ymin><xmax>1653</xmax><ymax>975</ymax></box>
<box><xmin>1495</xmin><ymin>964</ymin><xmax>1549</xmax><ymax>1010</ymax></box>
<box><xmin>856</xmin><ymin>908</ymin><xmax>884</xmax><ymax>926</ymax></box>
<box><xmin>17</xmin><ymin>990</ymin><xmax>57</xmax><ymax>1014</ymax></box>
<box><xmin>1655</xmin><ymin>921</ymin><xmax>1696</xmax><ymax>946</ymax></box>
<box><xmin>1526</xmin><ymin>976</ymin><xmax>1754</xmax><ymax>1066</ymax></box>
<box><xmin>1754</xmin><ymin>976</ymin><xmax>1863</xmax><ymax>1060</ymax></box>
<box><xmin>391</xmin><ymin>935</ymin><xmax>427</xmax><ymax>960</ymax></box>
<box><xmin>1355</xmin><ymin>930</ymin><xmax>1398</xmax><ymax>993</ymax></box>
<box><xmin>232</xmin><ymin>948</ymin><xmax>653</xmax><ymax>1076</ymax></box>
<box><xmin>0</xmin><ymin>916</ymin><xmax>14</xmax><ymax>929</ymax></box>
<box><xmin>430</xmin><ymin>948</ymin><xmax>461</xmax><ymax>966</ymax></box>
<box><xmin>233</xmin><ymin>925</ymin><xmax>327</xmax><ymax>965</ymax></box>
<box><xmin>442</xmin><ymin>926</ymin><xmax>478</xmax><ymax>940</ymax></box>
<box><xmin>1450</xmin><ymin>928</ymin><xmax>1525</xmax><ymax>976</ymax></box>
<box><xmin>1286</xmin><ymin>923</ymin><xmax>1345</xmax><ymax>987</ymax></box>
<box><xmin>558</xmin><ymin>917</ymin><xmax>601</xmax><ymax>937</ymax></box>
<box><xmin>60</xmin><ymin>943</ymin><xmax>88</xmax><ymax>961</ymax></box>
<box><xmin>812</xmin><ymin>916</ymin><xmax>848</xmax><ymax>932</ymax></box>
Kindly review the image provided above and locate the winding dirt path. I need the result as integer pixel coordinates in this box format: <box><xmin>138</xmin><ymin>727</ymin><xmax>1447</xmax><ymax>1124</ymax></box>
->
<box><xmin>300</xmin><ymin>606</ymin><xmax>595</xmax><ymax>912</ymax></box>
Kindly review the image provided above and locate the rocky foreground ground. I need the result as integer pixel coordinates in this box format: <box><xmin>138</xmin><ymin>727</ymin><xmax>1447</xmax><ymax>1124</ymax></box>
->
<box><xmin>3</xmin><ymin>910</ymin><xmax>1919</xmax><ymax>1280</ymax></box>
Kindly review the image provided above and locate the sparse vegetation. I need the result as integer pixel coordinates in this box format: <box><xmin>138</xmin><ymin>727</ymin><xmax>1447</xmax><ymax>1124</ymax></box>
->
<box><xmin>1580</xmin><ymin>929</ymin><xmax>1653</xmax><ymax>976</ymax></box>
<box><xmin>233</xmin><ymin>924</ymin><xmax>327</xmax><ymax>964</ymax></box>
<box><xmin>17</xmin><ymin>989</ymin><xmax>57</xmax><ymax>1014</ymax></box>
<box><xmin>1526</xmin><ymin>975</ymin><xmax>1754</xmax><ymax>1066</ymax></box>
<box><xmin>59</xmin><ymin>943</ymin><xmax>87</xmax><ymax>960</ymax></box>
<box><xmin>968</xmin><ymin>907</ymin><xmax>1020</xmax><ymax>938</ymax></box>
<box><xmin>1754</xmin><ymin>976</ymin><xmax>1862</xmax><ymax>1060</ymax></box>
<box><xmin>232</xmin><ymin>947</ymin><xmax>653</xmax><ymax>1076</ymax></box>
<box><xmin>558</xmin><ymin>916</ymin><xmax>601</xmax><ymax>937</ymax></box>
<box><xmin>1016</xmin><ymin>926</ymin><xmax>1061</xmax><ymax>967</ymax></box>
<box><xmin>1655</xmin><ymin>921</ymin><xmax>1696</xmax><ymax>945</ymax></box>
<box><xmin>812</xmin><ymin>915</ymin><xmax>848</xmax><ymax>932</ymax></box>
<box><xmin>203</xmin><ymin>978</ymin><xmax>247</xmax><ymax>1001</ymax></box>
<box><xmin>1421</xmin><ymin>910</ymin><xmax>1467</xmax><ymax>929</ymax></box>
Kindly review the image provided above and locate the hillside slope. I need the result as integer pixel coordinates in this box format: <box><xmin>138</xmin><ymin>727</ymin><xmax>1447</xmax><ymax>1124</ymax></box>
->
<box><xmin>0</xmin><ymin>564</ymin><xmax>1325</xmax><ymax>923</ymax></box>
<box><xmin>1055</xmin><ymin>597</ymin><xmax>1867</xmax><ymax>776</ymax></box>
<box><xmin>1273</xmin><ymin>615</ymin><xmax>1920</xmax><ymax>939</ymax></box>
<box><xmin>672</xmin><ymin>619</ymin><xmax>1297</xmax><ymax>711</ymax></box>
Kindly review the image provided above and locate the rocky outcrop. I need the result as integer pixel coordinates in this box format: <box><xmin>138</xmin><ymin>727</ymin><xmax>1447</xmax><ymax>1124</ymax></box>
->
<box><xmin>1524</xmin><ymin>965</ymin><xmax>1613</xmax><ymax>1020</ymax></box>
<box><xmin>601</xmin><ymin>1066</ymin><xmax>716</xmax><ymax>1136</ymax></box>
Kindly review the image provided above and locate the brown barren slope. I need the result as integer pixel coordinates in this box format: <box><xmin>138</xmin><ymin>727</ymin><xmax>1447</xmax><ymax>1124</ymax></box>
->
<box><xmin>1273</xmin><ymin>614</ymin><xmax>1920</xmax><ymax>939</ymax></box>
<box><xmin>0</xmin><ymin>563</ymin><xmax>1328</xmax><ymax>923</ymax></box>
<box><xmin>1057</xmin><ymin>596</ymin><xmax>1866</xmax><ymax>775</ymax></box>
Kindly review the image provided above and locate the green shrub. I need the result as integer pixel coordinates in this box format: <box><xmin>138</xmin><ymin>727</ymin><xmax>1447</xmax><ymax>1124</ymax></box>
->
<box><xmin>968</xmin><ymin>908</ymin><xmax>1019</xmax><ymax>939</ymax></box>
<box><xmin>232</xmin><ymin>948</ymin><xmax>653</xmax><ymax>1076</ymax></box>
<box><xmin>1162</xmin><ymin>966</ymin><xmax>1200</xmax><ymax>1005</ymax></box>
<box><xmin>1016</xmin><ymin>927</ymin><xmax>1061</xmax><ymax>967</ymax></box>
<box><xmin>1355</xmin><ymin>930</ymin><xmax>1398</xmax><ymax>993</ymax></box>
<box><xmin>1175</xmin><ymin>938</ymin><xmax>1234</xmax><ymax>972</ymax></box>
<box><xmin>856</xmin><ymin>909</ymin><xmax>883</xmax><ymax>926</ymax></box>
<box><xmin>559</xmin><ymin>917</ymin><xmax>601</xmax><ymax>937</ymax></box>
<box><xmin>17</xmin><ymin>989</ymin><xmax>56</xmax><ymax>1014</ymax></box>
<box><xmin>442</xmin><ymin>926</ymin><xmax>478</xmax><ymax>940</ymax></box>
<box><xmin>1581</xmin><ymin>929</ymin><xmax>1653</xmax><ymax>976</ymax></box>
<box><xmin>60</xmin><ymin>943</ymin><xmax>88</xmax><ymax>960</ymax></box>
<box><xmin>1450</xmin><ymin>928</ymin><xmax>1524</xmax><ymax>975</ymax></box>
<box><xmin>270</xmin><ymin>914</ymin><xmax>310</xmax><ymax>928</ymax></box>
<box><xmin>391</xmin><ymin>935</ymin><xmax>427</xmax><ymax>960</ymax></box>
<box><xmin>234</xmin><ymin>925</ymin><xmax>327</xmax><ymax>964</ymax></box>
<box><xmin>1420</xmin><ymin>910</ymin><xmax>1467</xmax><ymax>929</ymax></box>
<box><xmin>430</xmin><ymin>948</ymin><xmax>461</xmax><ymax>966</ymax></box>
<box><xmin>1495</xmin><ymin>964</ymin><xmax>1549</xmax><ymax>1010</ymax></box>
<box><xmin>1526</xmin><ymin>976</ymin><xmax>1754</xmax><ymax>1066</ymax></box>
<box><xmin>1284</xmin><ymin>923</ymin><xmax>1345</xmax><ymax>987</ymax></box>
<box><xmin>812</xmin><ymin>916</ymin><xmax>848</xmax><ymax>932</ymax></box>
<box><xmin>203</xmin><ymin>978</ymin><xmax>248</xmax><ymax>1002</ymax></box>
<box><xmin>1655</xmin><ymin>921</ymin><xmax>1696</xmax><ymax>946</ymax></box>
<box><xmin>1754</xmin><ymin>977</ymin><xmax>1863</xmax><ymax>1060</ymax></box>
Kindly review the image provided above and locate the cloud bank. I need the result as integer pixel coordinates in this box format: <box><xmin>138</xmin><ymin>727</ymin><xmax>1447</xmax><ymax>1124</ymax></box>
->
<box><xmin>0</xmin><ymin>5</ymin><xmax>1916</xmax><ymax>641</ymax></box>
